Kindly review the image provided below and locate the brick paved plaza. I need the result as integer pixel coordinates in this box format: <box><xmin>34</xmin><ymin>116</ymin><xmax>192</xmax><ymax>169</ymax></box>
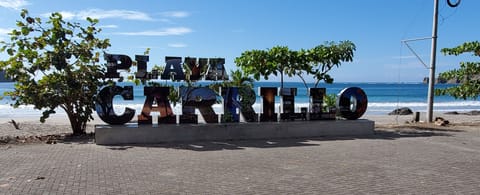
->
<box><xmin>1</xmin><ymin>127</ymin><xmax>479</xmax><ymax>194</ymax></box>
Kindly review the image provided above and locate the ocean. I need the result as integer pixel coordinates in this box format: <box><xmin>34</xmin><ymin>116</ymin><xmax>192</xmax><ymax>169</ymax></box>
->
<box><xmin>1</xmin><ymin>81</ymin><xmax>480</xmax><ymax>119</ymax></box>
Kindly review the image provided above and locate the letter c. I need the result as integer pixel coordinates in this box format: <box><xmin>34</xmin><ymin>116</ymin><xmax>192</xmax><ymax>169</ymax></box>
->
<box><xmin>95</xmin><ymin>85</ymin><xmax>135</xmax><ymax>125</ymax></box>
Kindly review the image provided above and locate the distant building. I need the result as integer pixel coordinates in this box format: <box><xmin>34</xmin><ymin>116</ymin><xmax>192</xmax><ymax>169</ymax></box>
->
<box><xmin>0</xmin><ymin>70</ymin><xmax>12</xmax><ymax>82</ymax></box>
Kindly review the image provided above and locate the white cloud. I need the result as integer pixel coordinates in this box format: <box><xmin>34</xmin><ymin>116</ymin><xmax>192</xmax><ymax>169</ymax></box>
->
<box><xmin>98</xmin><ymin>24</ymin><xmax>119</xmax><ymax>29</ymax></box>
<box><xmin>41</xmin><ymin>11</ymin><xmax>76</xmax><ymax>20</ymax></box>
<box><xmin>158</xmin><ymin>18</ymin><xmax>173</xmax><ymax>24</ymax></box>
<box><xmin>41</xmin><ymin>9</ymin><xmax>153</xmax><ymax>21</ymax></box>
<box><xmin>0</xmin><ymin>28</ymin><xmax>13</xmax><ymax>41</ymax></box>
<box><xmin>162</xmin><ymin>11</ymin><xmax>190</xmax><ymax>18</ymax></box>
<box><xmin>58</xmin><ymin>11</ymin><xmax>75</xmax><ymax>20</ymax></box>
<box><xmin>0</xmin><ymin>0</ymin><xmax>29</xmax><ymax>10</ymax></box>
<box><xmin>116</xmin><ymin>27</ymin><xmax>193</xmax><ymax>36</ymax></box>
<box><xmin>77</xmin><ymin>9</ymin><xmax>152</xmax><ymax>21</ymax></box>
<box><xmin>0</xmin><ymin>28</ymin><xmax>12</xmax><ymax>35</ymax></box>
<box><xmin>168</xmin><ymin>43</ymin><xmax>187</xmax><ymax>48</ymax></box>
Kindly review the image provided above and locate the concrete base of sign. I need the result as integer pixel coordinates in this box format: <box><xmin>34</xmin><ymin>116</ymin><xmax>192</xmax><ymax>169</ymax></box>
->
<box><xmin>95</xmin><ymin>119</ymin><xmax>375</xmax><ymax>145</ymax></box>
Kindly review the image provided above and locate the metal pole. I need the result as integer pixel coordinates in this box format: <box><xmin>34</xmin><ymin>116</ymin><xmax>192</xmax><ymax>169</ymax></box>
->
<box><xmin>427</xmin><ymin>0</ymin><xmax>439</xmax><ymax>123</ymax></box>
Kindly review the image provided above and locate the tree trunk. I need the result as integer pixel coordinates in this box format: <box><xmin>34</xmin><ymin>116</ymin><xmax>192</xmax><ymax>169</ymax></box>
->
<box><xmin>66</xmin><ymin>111</ymin><xmax>87</xmax><ymax>135</ymax></box>
<box><xmin>314</xmin><ymin>80</ymin><xmax>320</xmax><ymax>88</ymax></box>
<box><xmin>280</xmin><ymin>70</ymin><xmax>284</xmax><ymax>89</ymax></box>
<box><xmin>298</xmin><ymin>74</ymin><xmax>308</xmax><ymax>89</ymax></box>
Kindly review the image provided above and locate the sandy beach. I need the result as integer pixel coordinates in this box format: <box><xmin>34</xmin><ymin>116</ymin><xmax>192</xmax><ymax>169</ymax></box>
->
<box><xmin>1</xmin><ymin>111</ymin><xmax>479</xmax><ymax>144</ymax></box>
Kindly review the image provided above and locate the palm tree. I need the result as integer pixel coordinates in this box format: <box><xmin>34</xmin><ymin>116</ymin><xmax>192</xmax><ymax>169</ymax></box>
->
<box><xmin>229</xmin><ymin>69</ymin><xmax>254</xmax><ymax>88</ymax></box>
<box><xmin>220</xmin><ymin>69</ymin><xmax>257</xmax><ymax>122</ymax></box>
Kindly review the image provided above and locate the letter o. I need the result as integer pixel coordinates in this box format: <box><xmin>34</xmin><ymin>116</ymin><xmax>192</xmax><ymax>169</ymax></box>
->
<box><xmin>337</xmin><ymin>87</ymin><xmax>368</xmax><ymax>120</ymax></box>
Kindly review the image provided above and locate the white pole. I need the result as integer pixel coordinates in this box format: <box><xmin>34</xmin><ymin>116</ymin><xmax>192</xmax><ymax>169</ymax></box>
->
<box><xmin>427</xmin><ymin>0</ymin><xmax>439</xmax><ymax>123</ymax></box>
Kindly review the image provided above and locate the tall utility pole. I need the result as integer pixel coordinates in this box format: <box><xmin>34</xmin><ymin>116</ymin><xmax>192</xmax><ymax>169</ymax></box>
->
<box><xmin>427</xmin><ymin>0</ymin><xmax>439</xmax><ymax>123</ymax></box>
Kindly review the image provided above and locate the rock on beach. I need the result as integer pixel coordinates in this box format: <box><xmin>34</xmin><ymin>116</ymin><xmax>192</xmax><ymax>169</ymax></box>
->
<box><xmin>388</xmin><ymin>107</ymin><xmax>413</xmax><ymax>115</ymax></box>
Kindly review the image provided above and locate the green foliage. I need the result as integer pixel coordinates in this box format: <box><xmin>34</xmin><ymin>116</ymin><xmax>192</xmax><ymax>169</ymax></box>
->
<box><xmin>208</xmin><ymin>69</ymin><xmax>254</xmax><ymax>92</ymax></box>
<box><xmin>235</xmin><ymin>41</ymin><xmax>356</xmax><ymax>88</ymax></box>
<box><xmin>441</xmin><ymin>41</ymin><xmax>480</xmax><ymax>56</ymax></box>
<box><xmin>225</xmin><ymin>69</ymin><xmax>254</xmax><ymax>88</ymax></box>
<box><xmin>234</xmin><ymin>49</ymin><xmax>270</xmax><ymax>81</ymax></box>
<box><xmin>323</xmin><ymin>93</ymin><xmax>337</xmax><ymax>108</ymax></box>
<box><xmin>0</xmin><ymin>9</ymin><xmax>110</xmax><ymax>134</ymax></box>
<box><xmin>435</xmin><ymin>41</ymin><xmax>480</xmax><ymax>100</ymax></box>
<box><xmin>306</xmin><ymin>41</ymin><xmax>356</xmax><ymax>87</ymax></box>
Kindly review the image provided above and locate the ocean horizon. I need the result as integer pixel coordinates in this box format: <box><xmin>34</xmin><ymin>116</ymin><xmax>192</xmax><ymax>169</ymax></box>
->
<box><xmin>1</xmin><ymin>81</ymin><xmax>480</xmax><ymax>119</ymax></box>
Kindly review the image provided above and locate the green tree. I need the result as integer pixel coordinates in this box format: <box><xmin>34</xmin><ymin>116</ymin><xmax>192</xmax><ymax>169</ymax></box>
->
<box><xmin>0</xmin><ymin>10</ymin><xmax>110</xmax><ymax>135</ymax></box>
<box><xmin>208</xmin><ymin>69</ymin><xmax>254</xmax><ymax>93</ymax></box>
<box><xmin>306</xmin><ymin>41</ymin><xmax>356</xmax><ymax>88</ymax></box>
<box><xmin>234</xmin><ymin>49</ymin><xmax>271</xmax><ymax>83</ymax></box>
<box><xmin>435</xmin><ymin>41</ymin><xmax>480</xmax><ymax>99</ymax></box>
<box><xmin>235</xmin><ymin>41</ymin><xmax>355</xmax><ymax>89</ymax></box>
<box><xmin>235</xmin><ymin>46</ymin><xmax>296</xmax><ymax>88</ymax></box>
<box><xmin>323</xmin><ymin>93</ymin><xmax>337</xmax><ymax>112</ymax></box>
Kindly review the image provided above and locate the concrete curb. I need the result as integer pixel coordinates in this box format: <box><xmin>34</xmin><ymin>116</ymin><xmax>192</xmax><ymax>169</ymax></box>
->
<box><xmin>95</xmin><ymin>120</ymin><xmax>375</xmax><ymax>145</ymax></box>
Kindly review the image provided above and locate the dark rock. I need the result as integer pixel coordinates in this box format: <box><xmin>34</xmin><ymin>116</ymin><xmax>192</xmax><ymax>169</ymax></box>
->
<box><xmin>388</xmin><ymin>107</ymin><xmax>413</xmax><ymax>115</ymax></box>
<box><xmin>465</xmin><ymin>110</ymin><xmax>480</xmax><ymax>115</ymax></box>
<box><xmin>444</xmin><ymin>111</ymin><xmax>459</xmax><ymax>115</ymax></box>
<box><xmin>445</xmin><ymin>110</ymin><xmax>480</xmax><ymax>115</ymax></box>
<box><xmin>35</xmin><ymin>176</ymin><xmax>45</xmax><ymax>180</ymax></box>
<box><xmin>423</xmin><ymin>77</ymin><xmax>429</xmax><ymax>84</ymax></box>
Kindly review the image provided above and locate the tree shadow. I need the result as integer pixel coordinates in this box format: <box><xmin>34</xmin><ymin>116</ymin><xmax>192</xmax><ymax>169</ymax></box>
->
<box><xmin>376</xmin><ymin>124</ymin><xmax>466</xmax><ymax>133</ymax></box>
<box><xmin>368</xmin><ymin>128</ymin><xmax>453</xmax><ymax>140</ymax></box>
<box><xmin>106</xmin><ymin>146</ymin><xmax>134</xmax><ymax>150</ymax></box>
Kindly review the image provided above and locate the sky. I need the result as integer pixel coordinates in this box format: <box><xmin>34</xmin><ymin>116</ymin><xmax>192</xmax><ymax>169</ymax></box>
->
<box><xmin>0</xmin><ymin>0</ymin><xmax>478</xmax><ymax>83</ymax></box>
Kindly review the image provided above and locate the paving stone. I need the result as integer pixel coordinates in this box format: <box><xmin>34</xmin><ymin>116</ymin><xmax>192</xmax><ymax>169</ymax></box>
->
<box><xmin>0</xmin><ymin>128</ymin><xmax>479</xmax><ymax>194</ymax></box>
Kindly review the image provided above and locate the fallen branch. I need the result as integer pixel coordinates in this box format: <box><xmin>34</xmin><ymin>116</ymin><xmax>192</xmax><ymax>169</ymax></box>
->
<box><xmin>9</xmin><ymin>120</ymin><xmax>20</xmax><ymax>130</ymax></box>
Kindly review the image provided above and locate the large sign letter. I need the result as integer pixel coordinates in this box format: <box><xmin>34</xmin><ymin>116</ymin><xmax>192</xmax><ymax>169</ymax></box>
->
<box><xmin>185</xmin><ymin>57</ymin><xmax>206</xmax><ymax>81</ymax></box>
<box><xmin>205</xmin><ymin>58</ymin><xmax>228</xmax><ymax>81</ymax></box>
<box><xmin>104</xmin><ymin>53</ymin><xmax>132</xmax><ymax>78</ymax></box>
<box><xmin>222</xmin><ymin>87</ymin><xmax>240</xmax><ymax>122</ymax></box>
<box><xmin>309</xmin><ymin>88</ymin><xmax>325</xmax><ymax>120</ymax></box>
<box><xmin>161</xmin><ymin>56</ymin><xmax>185</xmax><ymax>80</ymax></box>
<box><xmin>135</xmin><ymin>55</ymin><xmax>149</xmax><ymax>79</ymax></box>
<box><xmin>260</xmin><ymin>87</ymin><xmax>277</xmax><ymax>122</ymax></box>
<box><xmin>138</xmin><ymin>87</ymin><xmax>176</xmax><ymax>125</ymax></box>
<box><xmin>96</xmin><ymin>85</ymin><xmax>135</xmax><ymax>125</ymax></box>
<box><xmin>239</xmin><ymin>86</ymin><xmax>258</xmax><ymax>122</ymax></box>
<box><xmin>180</xmin><ymin>87</ymin><xmax>218</xmax><ymax>123</ymax></box>
<box><xmin>222</xmin><ymin>86</ymin><xmax>258</xmax><ymax>122</ymax></box>
<box><xmin>280</xmin><ymin>88</ymin><xmax>304</xmax><ymax>120</ymax></box>
<box><xmin>337</xmin><ymin>87</ymin><xmax>368</xmax><ymax>120</ymax></box>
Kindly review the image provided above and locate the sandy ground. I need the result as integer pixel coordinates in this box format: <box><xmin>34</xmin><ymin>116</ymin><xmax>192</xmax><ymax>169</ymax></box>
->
<box><xmin>1</xmin><ymin>112</ymin><xmax>479</xmax><ymax>143</ymax></box>
<box><xmin>363</xmin><ymin>112</ymin><xmax>480</xmax><ymax>126</ymax></box>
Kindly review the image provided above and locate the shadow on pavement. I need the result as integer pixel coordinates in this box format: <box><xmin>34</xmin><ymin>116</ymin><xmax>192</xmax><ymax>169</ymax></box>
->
<box><xmin>102</xmin><ymin>128</ymin><xmax>453</xmax><ymax>151</ymax></box>
<box><xmin>58</xmin><ymin>133</ymin><xmax>95</xmax><ymax>145</ymax></box>
<box><xmin>370</xmin><ymin>129</ymin><xmax>452</xmax><ymax>139</ymax></box>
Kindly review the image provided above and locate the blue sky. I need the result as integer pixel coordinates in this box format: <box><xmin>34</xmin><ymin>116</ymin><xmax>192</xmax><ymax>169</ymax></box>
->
<box><xmin>0</xmin><ymin>0</ymin><xmax>477</xmax><ymax>83</ymax></box>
